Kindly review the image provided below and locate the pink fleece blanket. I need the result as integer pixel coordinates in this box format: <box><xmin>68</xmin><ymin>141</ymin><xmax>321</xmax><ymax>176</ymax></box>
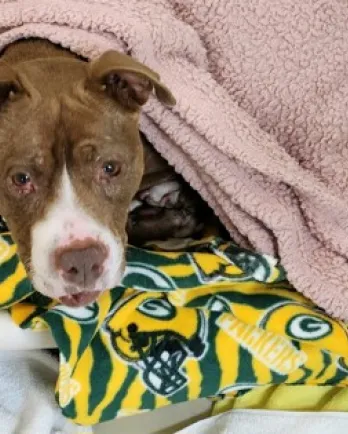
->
<box><xmin>1</xmin><ymin>0</ymin><xmax>348</xmax><ymax>319</ymax></box>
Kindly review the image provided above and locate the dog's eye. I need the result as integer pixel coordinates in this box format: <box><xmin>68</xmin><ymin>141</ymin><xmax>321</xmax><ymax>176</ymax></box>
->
<box><xmin>10</xmin><ymin>171</ymin><xmax>35</xmax><ymax>195</ymax></box>
<box><xmin>12</xmin><ymin>172</ymin><xmax>31</xmax><ymax>186</ymax></box>
<box><xmin>102</xmin><ymin>161</ymin><xmax>121</xmax><ymax>177</ymax></box>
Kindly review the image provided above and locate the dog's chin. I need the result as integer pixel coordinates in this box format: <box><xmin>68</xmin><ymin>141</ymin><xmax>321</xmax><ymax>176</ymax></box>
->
<box><xmin>58</xmin><ymin>291</ymin><xmax>101</xmax><ymax>307</ymax></box>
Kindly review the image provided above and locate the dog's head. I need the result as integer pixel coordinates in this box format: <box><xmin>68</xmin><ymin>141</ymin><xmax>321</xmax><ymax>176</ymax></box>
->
<box><xmin>0</xmin><ymin>50</ymin><xmax>174</xmax><ymax>306</ymax></box>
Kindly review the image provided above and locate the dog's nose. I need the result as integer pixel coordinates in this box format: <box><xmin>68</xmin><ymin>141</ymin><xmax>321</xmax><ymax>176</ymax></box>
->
<box><xmin>56</xmin><ymin>243</ymin><xmax>106</xmax><ymax>288</ymax></box>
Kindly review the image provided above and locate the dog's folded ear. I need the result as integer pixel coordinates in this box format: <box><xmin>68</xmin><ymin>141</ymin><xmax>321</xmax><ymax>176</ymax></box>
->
<box><xmin>88</xmin><ymin>51</ymin><xmax>175</xmax><ymax>110</ymax></box>
<box><xmin>0</xmin><ymin>62</ymin><xmax>23</xmax><ymax>107</ymax></box>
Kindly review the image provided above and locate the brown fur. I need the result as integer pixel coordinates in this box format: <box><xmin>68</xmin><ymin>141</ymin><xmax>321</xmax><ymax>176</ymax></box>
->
<box><xmin>0</xmin><ymin>39</ymin><xmax>174</xmax><ymax>280</ymax></box>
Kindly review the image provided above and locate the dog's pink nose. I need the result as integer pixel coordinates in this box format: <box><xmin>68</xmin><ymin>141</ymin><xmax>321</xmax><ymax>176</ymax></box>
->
<box><xmin>55</xmin><ymin>242</ymin><xmax>106</xmax><ymax>288</ymax></box>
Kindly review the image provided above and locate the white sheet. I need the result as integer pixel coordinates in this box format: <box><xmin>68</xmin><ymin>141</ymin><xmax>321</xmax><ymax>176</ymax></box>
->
<box><xmin>177</xmin><ymin>409</ymin><xmax>348</xmax><ymax>434</ymax></box>
<box><xmin>0</xmin><ymin>350</ymin><xmax>92</xmax><ymax>433</ymax></box>
<box><xmin>0</xmin><ymin>311</ymin><xmax>56</xmax><ymax>350</ymax></box>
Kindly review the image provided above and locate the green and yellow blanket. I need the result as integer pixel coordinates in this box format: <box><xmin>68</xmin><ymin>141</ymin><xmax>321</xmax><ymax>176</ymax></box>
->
<box><xmin>0</xmin><ymin>231</ymin><xmax>347</xmax><ymax>425</ymax></box>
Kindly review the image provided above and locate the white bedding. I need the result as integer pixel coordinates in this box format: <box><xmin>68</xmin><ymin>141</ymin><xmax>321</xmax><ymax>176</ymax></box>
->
<box><xmin>0</xmin><ymin>311</ymin><xmax>56</xmax><ymax>350</ymax></box>
<box><xmin>177</xmin><ymin>409</ymin><xmax>348</xmax><ymax>434</ymax></box>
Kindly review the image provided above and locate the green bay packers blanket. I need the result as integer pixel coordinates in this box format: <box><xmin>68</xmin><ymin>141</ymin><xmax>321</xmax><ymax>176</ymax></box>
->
<box><xmin>0</xmin><ymin>231</ymin><xmax>347</xmax><ymax>425</ymax></box>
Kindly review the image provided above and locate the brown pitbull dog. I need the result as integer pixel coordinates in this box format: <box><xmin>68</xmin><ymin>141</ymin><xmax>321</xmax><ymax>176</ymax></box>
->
<box><xmin>0</xmin><ymin>38</ymin><xmax>176</xmax><ymax>307</ymax></box>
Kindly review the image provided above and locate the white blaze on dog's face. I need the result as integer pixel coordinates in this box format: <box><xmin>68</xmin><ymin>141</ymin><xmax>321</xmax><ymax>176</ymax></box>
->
<box><xmin>0</xmin><ymin>49</ymin><xmax>175</xmax><ymax>307</ymax></box>
<box><xmin>31</xmin><ymin>166</ymin><xmax>124</xmax><ymax>306</ymax></box>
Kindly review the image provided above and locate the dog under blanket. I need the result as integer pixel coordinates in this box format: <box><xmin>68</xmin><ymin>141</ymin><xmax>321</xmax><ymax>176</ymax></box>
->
<box><xmin>1</xmin><ymin>0</ymin><xmax>348</xmax><ymax>318</ymax></box>
<box><xmin>1</xmin><ymin>229</ymin><xmax>348</xmax><ymax>426</ymax></box>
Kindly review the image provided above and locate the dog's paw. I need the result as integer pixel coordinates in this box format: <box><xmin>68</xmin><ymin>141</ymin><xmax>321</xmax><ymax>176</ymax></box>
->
<box><xmin>129</xmin><ymin>199</ymin><xmax>142</xmax><ymax>212</ymax></box>
<box><xmin>139</xmin><ymin>181</ymin><xmax>181</xmax><ymax>208</ymax></box>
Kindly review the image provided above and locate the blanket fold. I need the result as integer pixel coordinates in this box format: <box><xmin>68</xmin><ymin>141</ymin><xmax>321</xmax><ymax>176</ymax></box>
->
<box><xmin>0</xmin><ymin>0</ymin><xmax>348</xmax><ymax>318</ymax></box>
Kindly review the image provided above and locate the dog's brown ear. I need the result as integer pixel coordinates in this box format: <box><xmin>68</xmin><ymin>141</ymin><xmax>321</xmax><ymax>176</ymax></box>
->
<box><xmin>0</xmin><ymin>62</ymin><xmax>23</xmax><ymax>106</ymax></box>
<box><xmin>88</xmin><ymin>51</ymin><xmax>175</xmax><ymax>110</ymax></box>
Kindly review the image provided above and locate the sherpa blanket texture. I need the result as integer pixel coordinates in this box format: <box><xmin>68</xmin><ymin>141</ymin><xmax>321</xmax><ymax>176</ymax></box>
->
<box><xmin>0</xmin><ymin>0</ymin><xmax>348</xmax><ymax>318</ymax></box>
